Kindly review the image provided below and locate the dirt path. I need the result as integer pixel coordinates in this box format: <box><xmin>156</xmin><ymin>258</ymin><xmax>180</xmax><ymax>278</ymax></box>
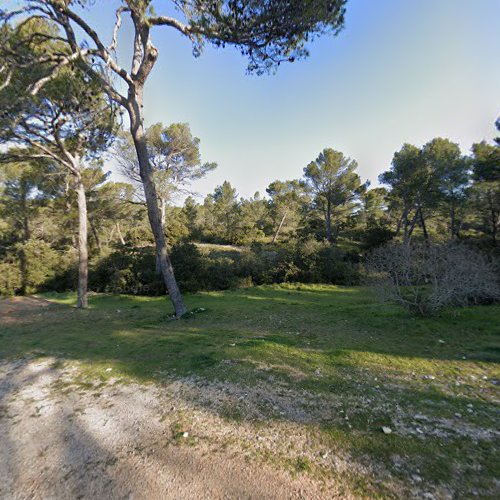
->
<box><xmin>0</xmin><ymin>357</ymin><xmax>344</xmax><ymax>499</ymax></box>
<box><xmin>0</xmin><ymin>296</ymin><xmax>54</xmax><ymax>324</ymax></box>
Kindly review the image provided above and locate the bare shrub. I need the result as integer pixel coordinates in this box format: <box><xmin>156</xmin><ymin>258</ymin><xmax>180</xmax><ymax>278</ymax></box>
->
<box><xmin>367</xmin><ymin>243</ymin><xmax>500</xmax><ymax>316</ymax></box>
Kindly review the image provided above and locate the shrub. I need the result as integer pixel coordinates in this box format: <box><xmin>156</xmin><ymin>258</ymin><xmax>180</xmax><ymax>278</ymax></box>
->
<box><xmin>0</xmin><ymin>257</ymin><xmax>21</xmax><ymax>296</ymax></box>
<box><xmin>367</xmin><ymin>243</ymin><xmax>500</xmax><ymax>316</ymax></box>
<box><xmin>170</xmin><ymin>242</ymin><xmax>206</xmax><ymax>292</ymax></box>
<box><xmin>90</xmin><ymin>247</ymin><xmax>164</xmax><ymax>295</ymax></box>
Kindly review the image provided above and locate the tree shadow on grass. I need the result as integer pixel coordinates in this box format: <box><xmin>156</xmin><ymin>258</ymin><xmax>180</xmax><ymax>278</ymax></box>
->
<box><xmin>1</xmin><ymin>288</ymin><xmax>499</xmax><ymax>497</ymax></box>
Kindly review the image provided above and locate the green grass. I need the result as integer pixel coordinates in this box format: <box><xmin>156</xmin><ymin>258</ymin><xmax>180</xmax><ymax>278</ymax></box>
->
<box><xmin>1</xmin><ymin>284</ymin><xmax>499</xmax><ymax>497</ymax></box>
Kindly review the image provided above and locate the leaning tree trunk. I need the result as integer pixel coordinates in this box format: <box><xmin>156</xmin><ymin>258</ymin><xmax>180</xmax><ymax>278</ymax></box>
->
<box><xmin>128</xmin><ymin>88</ymin><xmax>187</xmax><ymax>317</ymax></box>
<box><xmin>90</xmin><ymin>219</ymin><xmax>101</xmax><ymax>253</ymax></box>
<box><xmin>272</xmin><ymin>211</ymin><xmax>287</xmax><ymax>243</ymax></box>
<box><xmin>116</xmin><ymin>222</ymin><xmax>126</xmax><ymax>245</ymax></box>
<box><xmin>75</xmin><ymin>175</ymin><xmax>88</xmax><ymax>309</ymax></box>
<box><xmin>418</xmin><ymin>207</ymin><xmax>429</xmax><ymax>242</ymax></box>
<box><xmin>155</xmin><ymin>197</ymin><xmax>167</xmax><ymax>274</ymax></box>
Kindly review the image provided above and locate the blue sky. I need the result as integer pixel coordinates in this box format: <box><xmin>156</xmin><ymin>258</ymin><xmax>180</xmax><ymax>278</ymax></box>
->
<box><xmin>143</xmin><ymin>0</ymin><xmax>498</xmax><ymax>200</ymax></box>
<box><xmin>9</xmin><ymin>0</ymin><xmax>500</xmax><ymax>200</ymax></box>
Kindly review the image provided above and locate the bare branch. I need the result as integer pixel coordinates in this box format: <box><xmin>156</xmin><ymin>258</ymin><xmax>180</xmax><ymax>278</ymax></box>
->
<box><xmin>110</xmin><ymin>6</ymin><xmax>129</xmax><ymax>53</ymax></box>
<box><xmin>149</xmin><ymin>15</ymin><xmax>195</xmax><ymax>42</ymax></box>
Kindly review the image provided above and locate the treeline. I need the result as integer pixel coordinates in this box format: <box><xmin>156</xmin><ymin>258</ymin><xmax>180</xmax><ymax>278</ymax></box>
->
<box><xmin>1</xmin><ymin>122</ymin><xmax>498</xmax><ymax>297</ymax></box>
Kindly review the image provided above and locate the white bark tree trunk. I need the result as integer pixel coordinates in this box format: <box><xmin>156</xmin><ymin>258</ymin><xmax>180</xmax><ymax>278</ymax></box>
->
<box><xmin>75</xmin><ymin>174</ymin><xmax>88</xmax><ymax>309</ymax></box>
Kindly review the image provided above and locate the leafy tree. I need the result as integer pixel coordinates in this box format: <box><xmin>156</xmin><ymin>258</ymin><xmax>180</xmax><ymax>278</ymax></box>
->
<box><xmin>87</xmin><ymin>180</ymin><xmax>139</xmax><ymax>251</ymax></box>
<box><xmin>115</xmin><ymin>122</ymin><xmax>216</xmax><ymax>229</ymax></box>
<box><xmin>303</xmin><ymin>148</ymin><xmax>365</xmax><ymax>243</ymax></box>
<box><xmin>380</xmin><ymin>144</ymin><xmax>435</xmax><ymax>243</ymax></box>
<box><xmin>360</xmin><ymin>187</ymin><xmax>388</xmax><ymax>228</ymax></box>
<box><xmin>234</xmin><ymin>192</ymin><xmax>267</xmax><ymax>244</ymax></box>
<box><xmin>182</xmin><ymin>196</ymin><xmax>202</xmax><ymax>240</ymax></box>
<box><xmin>202</xmin><ymin>181</ymin><xmax>239</xmax><ymax>243</ymax></box>
<box><xmin>422</xmin><ymin>138</ymin><xmax>470</xmax><ymax>239</ymax></box>
<box><xmin>1</xmin><ymin>0</ymin><xmax>347</xmax><ymax>316</ymax></box>
<box><xmin>0</xmin><ymin>160</ymin><xmax>42</xmax><ymax>294</ymax></box>
<box><xmin>0</xmin><ymin>20</ymin><xmax>116</xmax><ymax>307</ymax></box>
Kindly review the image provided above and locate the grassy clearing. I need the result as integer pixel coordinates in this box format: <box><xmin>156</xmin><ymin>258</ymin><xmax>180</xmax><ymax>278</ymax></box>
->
<box><xmin>1</xmin><ymin>284</ymin><xmax>499</xmax><ymax>497</ymax></box>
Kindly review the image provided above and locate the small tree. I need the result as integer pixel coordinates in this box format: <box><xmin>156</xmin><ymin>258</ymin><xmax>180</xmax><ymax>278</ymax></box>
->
<box><xmin>115</xmin><ymin>122</ymin><xmax>216</xmax><ymax>229</ymax></box>
<box><xmin>422</xmin><ymin>138</ymin><xmax>470</xmax><ymax>239</ymax></box>
<box><xmin>471</xmin><ymin>139</ymin><xmax>500</xmax><ymax>245</ymax></box>
<box><xmin>380</xmin><ymin>144</ymin><xmax>436</xmax><ymax>243</ymax></box>
<box><xmin>202</xmin><ymin>181</ymin><xmax>239</xmax><ymax>243</ymax></box>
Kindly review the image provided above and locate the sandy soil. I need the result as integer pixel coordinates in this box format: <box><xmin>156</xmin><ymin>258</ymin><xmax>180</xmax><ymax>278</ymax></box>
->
<box><xmin>0</xmin><ymin>356</ymin><xmax>346</xmax><ymax>499</ymax></box>
<box><xmin>0</xmin><ymin>296</ymin><xmax>53</xmax><ymax>324</ymax></box>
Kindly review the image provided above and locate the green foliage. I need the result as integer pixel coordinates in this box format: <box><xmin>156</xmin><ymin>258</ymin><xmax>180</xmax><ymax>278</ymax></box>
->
<box><xmin>304</xmin><ymin>148</ymin><xmax>366</xmax><ymax>242</ymax></box>
<box><xmin>83</xmin><ymin>239</ymin><xmax>361</xmax><ymax>296</ymax></box>
<box><xmin>115</xmin><ymin>122</ymin><xmax>216</xmax><ymax>207</ymax></box>
<box><xmin>0</xmin><ymin>239</ymin><xmax>61</xmax><ymax>296</ymax></box>
<box><xmin>90</xmin><ymin>246</ymin><xmax>164</xmax><ymax>296</ymax></box>
<box><xmin>173</xmin><ymin>0</ymin><xmax>347</xmax><ymax>74</ymax></box>
<box><xmin>0</xmin><ymin>256</ymin><xmax>21</xmax><ymax>296</ymax></box>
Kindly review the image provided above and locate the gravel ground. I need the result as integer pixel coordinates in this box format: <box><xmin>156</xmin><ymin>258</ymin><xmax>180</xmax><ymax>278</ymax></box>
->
<box><xmin>0</xmin><ymin>357</ymin><xmax>349</xmax><ymax>499</ymax></box>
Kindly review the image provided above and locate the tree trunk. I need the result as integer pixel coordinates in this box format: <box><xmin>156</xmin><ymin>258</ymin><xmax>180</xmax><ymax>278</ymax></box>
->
<box><xmin>18</xmin><ymin>180</ymin><xmax>30</xmax><ymax>295</ymax></box>
<box><xmin>272</xmin><ymin>211</ymin><xmax>287</xmax><ymax>243</ymax></box>
<box><xmin>326</xmin><ymin>199</ymin><xmax>332</xmax><ymax>242</ymax></box>
<box><xmin>450</xmin><ymin>201</ymin><xmax>456</xmax><ymax>239</ymax></box>
<box><xmin>116</xmin><ymin>222</ymin><xmax>126</xmax><ymax>245</ymax></box>
<box><xmin>418</xmin><ymin>207</ymin><xmax>429</xmax><ymax>241</ymax></box>
<box><xmin>487</xmin><ymin>189</ymin><xmax>498</xmax><ymax>245</ymax></box>
<box><xmin>160</xmin><ymin>197</ymin><xmax>166</xmax><ymax>228</ymax></box>
<box><xmin>155</xmin><ymin>197</ymin><xmax>167</xmax><ymax>274</ymax></box>
<box><xmin>75</xmin><ymin>175</ymin><xmax>88</xmax><ymax>309</ymax></box>
<box><xmin>128</xmin><ymin>86</ymin><xmax>187</xmax><ymax>317</ymax></box>
<box><xmin>90</xmin><ymin>219</ymin><xmax>101</xmax><ymax>253</ymax></box>
<box><xmin>331</xmin><ymin>224</ymin><xmax>340</xmax><ymax>244</ymax></box>
<box><xmin>406</xmin><ymin>209</ymin><xmax>419</xmax><ymax>243</ymax></box>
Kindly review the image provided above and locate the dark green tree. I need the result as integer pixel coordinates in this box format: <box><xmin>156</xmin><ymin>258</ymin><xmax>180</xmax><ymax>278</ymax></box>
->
<box><xmin>303</xmin><ymin>148</ymin><xmax>365</xmax><ymax>243</ymax></box>
<box><xmin>266</xmin><ymin>180</ymin><xmax>308</xmax><ymax>243</ymax></box>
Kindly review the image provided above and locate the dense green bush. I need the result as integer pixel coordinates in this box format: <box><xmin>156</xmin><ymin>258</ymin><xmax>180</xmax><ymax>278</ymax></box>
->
<box><xmin>0</xmin><ymin>257</ymin><xmax>21</xmax><ymax>296</ymax></box>
<box><xmin>89</xmin><ymin>246</ymin><xmax>164</xmax><ymax>295</ymax></box>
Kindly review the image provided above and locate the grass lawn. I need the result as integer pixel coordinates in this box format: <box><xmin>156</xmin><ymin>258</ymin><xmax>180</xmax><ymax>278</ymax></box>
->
<box><xmin>1</xmin><ymin>284</ymin><xmax>499</xmax><ymax>497</ymax></box>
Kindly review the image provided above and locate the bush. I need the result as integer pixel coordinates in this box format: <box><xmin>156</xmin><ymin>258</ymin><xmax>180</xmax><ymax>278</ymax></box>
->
<box><xmin>0</xmin><ymin>257</ymin><xmax>21</xmax><ymax>296</ymax></box>
<box><xmin>170</xmin><ymin>242</ymin><xmax>206</xmax><ymax>292</ymax></box>
<box><xmin>90</xmin><ymin>247</ymin><xmax>164</xmax><ymax>295</ymax></box>
<box><xmin>84</xmin><ymin>239</ymin><xmax>362</xmax><ymax>297</ymax></box>
<box><xmin>367</xmin><ymin>243</ymin><xmax>500</xmax><ymax>316</ymax></box>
